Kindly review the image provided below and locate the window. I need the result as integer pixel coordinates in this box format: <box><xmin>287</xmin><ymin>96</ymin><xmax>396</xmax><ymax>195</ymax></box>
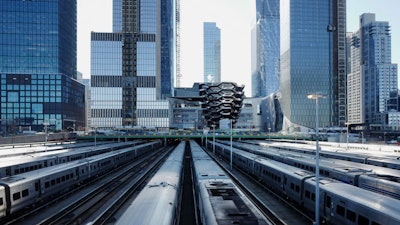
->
<box><xmin>0</xmin><ymin>198</ymin><xmax>3</xmax><ymax>206</ymax></box>
<box><xmin>305</xmin><ymin>190</ymin><xmax>310</xmax><ymax>199</ymax></box>
<box><xmin>326</xmin><ymin>196</ymin><xmax>331</xmax><ymax>208</ymax></box>
<box><xmin>13</xmin><ymin>192</ymin><xmax>21</xmax><ymax>201</ymax></box>
<box><xmin>22</xmin><ymin>189</ymin><xmax>29</xmax><ymax>197</ymax></box>
<box><xmin>358</xmin><ymin>215</ymin><xmax>369</xmax><ymax>225</ymax></box>
<box><xmin>336</xmin><ymin>205</ymin><xmax>345</xmax><ymax>216</ymax></box>
<box><xmin>347</xmin><ymin>210</ymin><xmax>356</xmax><ymax>222</ymax></box>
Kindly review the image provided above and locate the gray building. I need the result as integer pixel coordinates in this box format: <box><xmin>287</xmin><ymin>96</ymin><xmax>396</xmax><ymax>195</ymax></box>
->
<box><xmin>0</xmin><ymin>0</ymin><xmax>85</xmax><ymax>133</ymax></box>
<box><xmin>348</xmin><ymin>13</ymin><xmax>398</xmax><ymax>131</ymax></box>
<box><xmin>203</xmin><ymin>22</ymin><xmax>221</xmax><ymax>83</ymax></box>
<box><xmin>279</xmin><ymin>0</ymin><xmax>346</xmax><ymax>131</ymax></box>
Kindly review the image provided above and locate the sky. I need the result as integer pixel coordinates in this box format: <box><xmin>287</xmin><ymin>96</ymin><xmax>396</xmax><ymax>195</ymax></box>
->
<box><xmin>77</xmin><ymin>0</ymin><xmax>400</xmax><ymax>92</ymax></box>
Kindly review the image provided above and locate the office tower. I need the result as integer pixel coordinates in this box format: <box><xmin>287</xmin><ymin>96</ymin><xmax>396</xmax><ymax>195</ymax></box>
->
<box><xmin>252</xmin><ymin>0</ymin><xmax>280</xmax><ymax>97</ymax></box>
<box><xmin>348</xmin><ymin>13</ymin><xmax>398</xmax><ymax>129</ymax></box>
<box><xmin>91</xmin><ymin>0</ymin><xmax>177</xmax><ymax>129</ymax></box>
<box><xmin>0</xmin><ymin>0</ymin><xmax>85</xmax><ymax>133</ymax></box>
<box><xmin>203</xmin><ymin>22</ymin><xmax>221</xmax><ymax>83</ymax></box>
<box><xmin>279</xmin><ymin>0</ymin><xmax>346</xmax><ymax>131</ymax></box>
<box><xmin>91</xmin><ymin>33</ymin><xmax>123</xmax><ymax>128</ymax></box>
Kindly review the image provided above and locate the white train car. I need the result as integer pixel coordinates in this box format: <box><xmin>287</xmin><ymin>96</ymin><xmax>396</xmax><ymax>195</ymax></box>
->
<box><xmin>116</xmin><ymin>141</ymin><xmax>186</xmax><ymax>225</ymax></box>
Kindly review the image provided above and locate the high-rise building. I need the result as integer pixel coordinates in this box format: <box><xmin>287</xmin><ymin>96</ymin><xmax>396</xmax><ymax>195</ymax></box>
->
<box><xmin>348</xmin><ymin>13</ymin><xmax>398</xmax><ymax>130</ymax></box>
<box><xmin>0</xmin><ymin>0</ymin><xmax>85</xmax><ymax>133</ymax></box>
<box><xmin>279</xmin><ymin>0</ymin><xmax>346</xmax><ymax>131</ymax></box>
<box><xmin>203</xmin><ymin>22</ymin><xmax>221</xmax><ymax>83</ymax></box>
<box><xmin>91</xmin><ymin>0</ymin><xmax>177</xmax><ymax>129</ymax></box>
<box><xmin>90</xmin><ymin>33</ymin><xmax>123</xmax><ymax>128</ymax></box>
<box><xmin>252</xmin><ymin>0</ymin><xmax>280</xmax><ymax>97</ymax></box>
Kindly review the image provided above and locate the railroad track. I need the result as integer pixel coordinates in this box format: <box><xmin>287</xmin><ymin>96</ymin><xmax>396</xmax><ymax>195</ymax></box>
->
<box><xmin>5</xmin><ymin>146</ymin><xmax>173</xmax><ymax>225</ymax></box>
<box><xmin>205</xmin><ymin>147</ymin><xmax>313</xmax><ymax>225</ymax></box>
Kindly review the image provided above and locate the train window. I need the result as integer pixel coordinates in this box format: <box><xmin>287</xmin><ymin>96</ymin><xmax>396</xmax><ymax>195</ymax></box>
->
<box><xmin>45</xmin><ymin>182</ymin><xmax>50</xmax><ymax>188</ymax></box>
<box><xmin>13</xmin><ymin>192</ymin><xmax>21</xmax><ymax>201</ymax></box>
<box><xmin>358</xmin><ymin>215</ymin><xmax>369</xmax><ymax>225</ymax></box>
<box><xmin>290</xmin><ymin>183</ymin><xmax>295</xmax><ymax>190</ymax></box>
<box><xmin>311</xmin><ymin>193</ymin><xmax>315</xmax><ymax>201</ymax></box>
<box><xmin>326</xmin><ymin>196</ymin><xmax>331</xmax><ymax>208</ymax></box>
<box><xmin>56</xmin><ymin>178</ymin><xmax>61</xmax><ymax>184</ymax></box>
<box><xmin>14</xmin><ymin>169</ymin><xmax>19</xmax><ymax>174</ymax></box>
<box><xmin>305</xmin><ymin>190</ymin><xmax>310</xmax><ymax>199</ymax></box>
<box><xmin>61</xmin><ymin>176</ymin><xmax>66</xmax><ymax>182</ymax></box>
<box><xmin>22</xmin><ymin>189</ymin><xmax>29</xmax><ymax>197</ymax></box>
<box><xmin>35</xmin><ymin>182</ymin><xmax>39</xmax><ymax>191</ymax></box>
<box><xmin>346</xmin><ymin>209</ymin><xmax>356</xmax><ymax>222</ymax></box>
<box><xmin>51</xmin><ymin>180</ymin><xmax>55</xmax><ymax>186</ymax></box>
<box><xmin>295</xmin><ymin>185</ymin><xmax>300</xmax><ymax>193</ymax></box>
<box><xmin>371</xmin><ymin>222</ymin><xmax>381</xmax><ymax>225</ymax></box>
<box><xmin>0</xmin><ymin>198</ymin><xmax>3</xmax><ymax>205</ymax></box>
<box><xmin>336</xmin><ymin>205</ymin><xmax>345</xmax><ymax>216</ymax></box>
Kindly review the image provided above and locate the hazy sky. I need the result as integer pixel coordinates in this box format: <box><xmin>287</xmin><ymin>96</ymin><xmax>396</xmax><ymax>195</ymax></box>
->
<box><xmin>77</xmin><ymin>0</ymin><xmax>400</xmax><ymax>91</ymax></box>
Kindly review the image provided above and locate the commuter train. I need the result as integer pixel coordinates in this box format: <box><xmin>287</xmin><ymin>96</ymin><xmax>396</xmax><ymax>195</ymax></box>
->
<box><xmin>190</xmin><ymin>140</ymin><xmax>270</xmax><ymax>225</ymax></box>
<box><xmin>116</xmin><ymin>141</ymin><xmax>186</xmax><ymax>225</ymax></box>
<box><xmin>216</xmin><ymin>140</ymin><xmax>400</xmax><ymax>200</ymax></box>
<box><xmin>0</xmin><ymin>140</ymin><xmax>162</xmax><ymax>219</ymax></box>
<box><xmin>0</xmin><ymin>141</ymin><xmax>145</xmax><ymax>178</ymax></box>
<box><xmin>247</xmin><ymin>140</ymin><xmax>400</xmax><ymax>170</ymax></box>
<box><xmin>210</xmin><ymin>141</ymin><xmax>400</xmax><ymax>225</ymax></box>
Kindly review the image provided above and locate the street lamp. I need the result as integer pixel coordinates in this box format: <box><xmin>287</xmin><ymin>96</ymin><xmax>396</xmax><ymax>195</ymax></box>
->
<box><xmin>345</xmin><ymin>122</ymin><xmax>350</xmax><ymax>150</ymax></box>
<box><xmin>43</xmin><ymin>122</ymin><xmax>49</xmax><ymax>146</ymax></box>
<box><xmin>268</xmin><ymin>127</ymin><xmax>271</xmax><ymax>141</ymax></box>
<box><xmin>230</xmin><ymin>119</ymin><xmax>233</xmax><ymax>170</ymax></box>
<box><xmin>211</xmin><ymin>124</ymin><xmax>216</xmax><ymax>154</ymax></box>
<box><xmin>307</xmin><ymin>93</ymin><xmax>326</xmax><ymax>225</ymax></box>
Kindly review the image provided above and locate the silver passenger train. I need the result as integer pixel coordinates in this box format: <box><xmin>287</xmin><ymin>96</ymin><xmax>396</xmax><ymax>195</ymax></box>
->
<box><xmin>116</xmin><ymin>141</ymin><xmax>186</xmax><ymax>225</ymax></box>
<box><xmin>190</xmin><ymin>140</ymin><xmax>270</xmax><ymax>225</ymax></box>
<box><xmin>218</xmin><ymin>140</ymin><xmax>400</xmax><ymax>200</ymax></box>
<box><xmin>0</xmin><ymin>140</ymin><xmax>161</xmax><ymax>219</ymax></box>
<box><xmin>211</xmin><ymin>141</ymin><xmax>400</xmax><ymax>225</ymax></box>
<box><xmin>0</xmin><ymin>141</ymin><xmax>145</xmax><ymax>178</ymax></box>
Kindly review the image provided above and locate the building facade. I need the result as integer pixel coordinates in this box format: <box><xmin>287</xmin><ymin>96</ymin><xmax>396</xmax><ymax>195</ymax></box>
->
<box><xmin>252</xmin><ymin>0</ymin><xmax>280</xmax><ymax>97</ymax></box>
<box><xmin>0</xmin><ymin>0</ymin><xmax>85</xmax><ymax>133</ymax></box>
<box><xmin>90</xmin><ymin>0</ymin><xmax>178</xmax><ymax>129</ymax></box>
<box><xmin>348</xmin><ymin>13</ymin><xmax>398</xmax><ymax>130</ymax></box>
<box><xmin>90</xmin><ymin>33</ymin><xmax>123</xmax><ymax>129</ymax></box>
<box><xmin>203</xmin><ymin>22</ymin><xmax>221</xmax><ymax>83</ymax></box>
<box><xmin>279</xmin><ymin>0</ymin><xmax>346</xmax><ymax>131</ymax></box>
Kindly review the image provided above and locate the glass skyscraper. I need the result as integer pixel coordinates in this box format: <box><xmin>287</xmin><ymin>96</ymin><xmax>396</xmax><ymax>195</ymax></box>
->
<box><xmin>0</xmin><ymin>0</ymin><xmax>85</xmax><ymax>133</ymax></box>
<box><xmin>91</xmin><ymin>0</ymin><xmax>177</xmax><ymax>128</ymax></box>
<box><xmin>252</xmin><ymin>0</ymin><xmax>280</xmax><ymax>97</ymax></box>
<box><xmin>203</xmin><ymin>22</ymin><xmax>221</xmax><ymax>83</ymax></box>
<box><xmin>280</xmin><ymin>0</ymin><xmax>346</xmax><ymax>130</ymax></box>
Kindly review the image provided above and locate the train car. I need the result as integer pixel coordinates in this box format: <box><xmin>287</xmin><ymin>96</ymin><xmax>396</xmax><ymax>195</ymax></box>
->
<box><xmin>190</xmin><ymin>140</ymin><xmax>269</xmax><ymax>225</ymax></box>
<box><xmin>0</xmin><ymin>186</ymin><xmax>6</xmax><ymax>218</ymax></box>
<box><xmin>0</xmin><ymin>141</ymin><xmax>141</xmax><ymax>177</ymax></box>
<box><xmin>0</xmin><ymin>140</ymin><xmax>162</xmax><ymax>218</ymax></box>
<box><xmin>115</xmin><ymin>141</ymin><xmax>186</xmax><ymax>225</ymax></box>
<box><xmin>211</xmin><ymin>141</ymin><xmax>400</xmax><ymax>225</ymax></box>
<box><xmin>232</xmin><ymin>149</ymin><xmax>314</xmax><ymax>205</ymax></box>
<box><xmin>303</xmin><ymin>177</ymin><xmax>400</xmax><ymax>225</ymax></box>
<box><xmin>212</xmin><ymin>141</ymin><xmax>400</xmax><ymax>201</ymax></box>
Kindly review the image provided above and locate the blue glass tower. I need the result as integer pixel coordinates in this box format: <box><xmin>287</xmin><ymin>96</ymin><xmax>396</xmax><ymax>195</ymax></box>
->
<box><xmin>280</xmin><ymin>0</ymin><xmax>346</xmax><ymax>130</ymax></box>
<box><xmin>203</xmin><ymin>22</ymin><xmax>221</xmax><ymax>83</ymax></box>
<box><xmin>253</xmin><ymin>0</ymin><xmax>280</xmax><ymax>97</ymax></box>
<box><xmin>0</xmin><ymin>0</ymin><xmax>85</xmax><ymax>133</ymax></box>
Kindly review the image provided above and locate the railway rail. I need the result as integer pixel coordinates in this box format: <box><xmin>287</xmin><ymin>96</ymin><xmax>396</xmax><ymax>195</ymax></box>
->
<box><xmin>4</xmin><ymin>145</ymin><xmax>171</xmax><ymax>225</ymax></box>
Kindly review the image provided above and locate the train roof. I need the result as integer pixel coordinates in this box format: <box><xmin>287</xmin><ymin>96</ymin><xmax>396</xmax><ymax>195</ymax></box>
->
<box><xmin>306</xmin><ymin>177</ymin><xmax>400</xmax><ymax>220</ymax></box>
<box><xmin>116</xmin><ymin>142</ymin><xmax>185</xmax><ymax>225</ymax></box>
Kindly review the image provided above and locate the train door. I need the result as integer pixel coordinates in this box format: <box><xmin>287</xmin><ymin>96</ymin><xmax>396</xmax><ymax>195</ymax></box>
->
<box><xmin>322</xmin><ymin>192</ymin><xmax>334</xmax><ymax>222</ymax></box>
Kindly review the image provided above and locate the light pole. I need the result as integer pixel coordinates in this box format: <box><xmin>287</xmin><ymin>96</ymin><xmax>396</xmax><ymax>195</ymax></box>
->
<box><xmin>268</xmin><ymin>127</ymin><xmax>271</xmax><ymax>141</ymax></box>
<box><xmin>230</xmin><ymin>119</ymin><xmax>233</xmax><ymax>170</ymax></box>
<box><xmin>345</xmin><ymin>122</ymin><xmax>350</xmax><ymax>150</ymax></box>
<box><xmin>212</xmin><ymin>124</ymin><xmax>216</xmax><ymax>154</ymax></box>
<box><xmin>307</xmin><ymin>93</ymin><xmax>326</xmax><ymax>225</ymax></box>
<box><xmin>43</xmin><ymin>122</ymin><xmax>49</xmax><ymax>146</ymax></box>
